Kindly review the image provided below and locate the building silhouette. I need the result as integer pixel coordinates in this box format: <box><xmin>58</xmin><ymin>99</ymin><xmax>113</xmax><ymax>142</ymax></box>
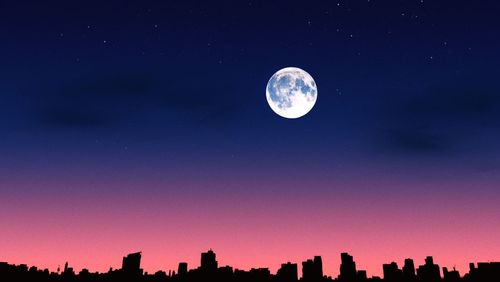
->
<box><xmin>357</xmin><ymin>270</ymin><xmax>368</xmax><ymax>282</ymax></box>
<box><xmin>122</xmin><ymin>252</ymin><xmax>143</xmax><ymax>276</ymax></box>
<box><xmin>200</xmin><ymin>249</ymin><xmax>218</xmax><ymax>272</ymax></box>
<box><xmin>314</xmin><ymin>256</ymin><xmax>324</xmax><ymax>280</ymax></box>
<box><xmin>383</xmin><ymin>262</ymin><xmax>402</xmax><ymax>282</ymax></box>
<box><xmin>276</xmin><ymin>262</ymin><xmax>298</xmax><ymax>282</ymax></box>
<box><xmin>443</xmin><ymin>267</ymin><xmax>460</xmax><ymax>282</ymax></box>
<box><xmin>301</xmin><ymin>256</ymin><xmax>323</xmax><ymax>282</ymax></box>
<box><xmin>402</xmin><ymin>259</ymin><xmax>416</xmax><ymax>282</ymax></box>
<box><xmin>339</xmin><ymin>253</ymin><xmax>357</xmax><ymax>282</ymax></box>
<box><xmin>416</xmin><ymin>256</ymin><xmax>440</xmax><ymax>282</ymax></box>
<box><xmin>465</xmin><ymin>262</ymin><xmax>500</xmax><ymax>282</ymax></box>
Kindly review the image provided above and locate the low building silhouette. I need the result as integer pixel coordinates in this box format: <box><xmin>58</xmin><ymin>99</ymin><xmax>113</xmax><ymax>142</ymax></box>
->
<box><xmin>465</xmin><ymin>262</ymin><xmax>500</xmax><ymax>282</ymax></box>
<box><xmin>443</xmin><ymin>267</ymin><xmax>460</xmax><ymax>282</ymax></box>
<box><xmin>357</xmin><ymin>270</ymin><xmax>368</xmax><ymax>281</ymax></box>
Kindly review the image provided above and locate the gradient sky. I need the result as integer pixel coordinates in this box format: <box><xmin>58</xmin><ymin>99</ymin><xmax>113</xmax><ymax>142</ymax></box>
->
<box><xmin>1</xmin><ymin>0</ymin><xmax>499</xmax><ymax>278</ymax></box>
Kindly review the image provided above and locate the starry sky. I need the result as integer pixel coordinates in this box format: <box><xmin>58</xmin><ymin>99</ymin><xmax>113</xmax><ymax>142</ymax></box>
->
<box><xmin>1</xmin><ymin>0</ymin><xmax>499</xmax><ymax>278</ymax></box>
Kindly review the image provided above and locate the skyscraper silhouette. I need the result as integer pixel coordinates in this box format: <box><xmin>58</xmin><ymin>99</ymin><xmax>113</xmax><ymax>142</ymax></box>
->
<box><xmin>314</xmin><ymin>256</ymin><xmax>324</xmax><ymax>279</ymax></box>
<box><xmin>416</xmin><ymin>256</ymin><xmax>440</xmax><ymax>282</ymax></box>
<box><xmin>339</xmin><ymin>253</ymin><xmax>357</xmax><ymax>282</ymax></box>
<box><xmin>200</xmin><ymin>249</ymin><xmax>218</xmax><ymax>272</ymax></box>
<box><xmin>302</xmin><ymin>256</ymin><xmax>323</xmax><ymax>281</ymax></box>
<box><xmin>62</xmin><ymin>262</ymin><xmax>74</xmax><ymax>277</ymax></box>
<box><xmin>383</xmin><ymin>262</ymin><xmax>402</xmax><ymax>282</ymax></box>
<box><xmin>276</xmin><ymin>262</ymin><xmax>298</xmax><ymax>282</ymax></box>
<box><xmin>121</xmin><ymin>252</ymin><xmax>143</xmax><ymax>276</ymax></box>
<box><xmin>402</xmin><ymin>259</ymin><xmax>416</xmax><ymax>281</ymax></box>
<box><xmin>178</xmin><ymin>262</ymin><xmax>188</xmax><ymax>276</ymax></box>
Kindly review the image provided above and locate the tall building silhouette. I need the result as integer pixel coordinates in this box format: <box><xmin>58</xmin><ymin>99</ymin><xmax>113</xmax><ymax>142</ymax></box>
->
<box><xmin>314</xmin><ymin>256</ymin><xmax>323</xmax><ymax>279</ymax></box>
<box><xmin>178</xmin><ymin>262</ymin><xmax>188</xmax><ymax>276</ymax></box>
<box><xmin>416</xmin><ymin>256</ymin><xmax>440</xmax><ymax>282</ymax></box>
<box><xmin>276</xmin><ymin>262</ymin><xmax>298</xmax><ymax>282</ymax></box>
<box><xmin>200</xmin><ymin>249</ymin><xmax>218</xmax><ymax>272</ymax></box>
<box><xmin>383</xmin><ymin>262</ymin><xmax>402</xmax><ymax>282</ymax></box>
<box><xmin>402</xmin><ymin>258</ymin><xmax>416</xmax><ymax>281</ymax></box>
<box><xmin>302</xmin><ymin>256</ymin><xmax>323</xmax><ymax>281</ymax></box>
<box><xmin>121</xmin><ymin>252</ymin><xmax>143</xmax><ymax>275</ymax></box>
<box><xmin>62</xmin><ymin>262</ymin><xmax>74</xmax><ymax>276</ymax></box>
<box><xmin>339</xmin><ymin>253</ymin><xmax>357</xmax><ymax>282</ymax></box>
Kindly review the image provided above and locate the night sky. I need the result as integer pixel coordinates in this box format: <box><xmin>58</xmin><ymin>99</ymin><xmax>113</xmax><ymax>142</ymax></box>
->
<box><xmin>1</xmin><ymin>0</ymin><xmax>499</xmax><ymax>278</ymax></box>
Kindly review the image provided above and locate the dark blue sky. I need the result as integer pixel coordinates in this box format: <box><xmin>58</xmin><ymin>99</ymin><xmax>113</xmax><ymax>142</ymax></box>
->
<box><xmin>2</xmin><ymin>0</ymin><xmax>499</xmax><ymax>174</ymax></box>
<box><xmin>1</xmin><ymin>0</ymin><xmax>500</xmax><ymax>276</ymax></box>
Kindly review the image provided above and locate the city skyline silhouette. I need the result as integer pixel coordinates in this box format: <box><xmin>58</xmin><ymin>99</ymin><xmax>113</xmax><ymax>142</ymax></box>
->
<box><xmin>1</xmin><ymin>250</ymin><xmax>499</xmax><ymax>281</ymax></box>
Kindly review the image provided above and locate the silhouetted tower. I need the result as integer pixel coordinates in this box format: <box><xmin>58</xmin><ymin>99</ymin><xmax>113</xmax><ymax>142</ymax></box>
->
<box><xmin>416</xmin><ymin>256</ymin><xmax>440</xmax><ymax>282</ymax></box>
<box><xmin>302</xmin><ymin>256</ymin><xmax>323</xmax><ymax>281</ymax></box>
<box><xmin>402</xmin><ymin>258</ymin><xmax>416</xmax><ymax>281</ymax></box>
<box><xmin>122</xmin><ymin>252</ymin><xmax>143</xmax><ymax>275</ymax></box>
<box><xmin>277</xmin><ymin>262</ymin><xmax>298</xmax><ymax>282</ymax></box>
<box><xmin>178</xmin><ymin>262</ymin><xmax>188</xmax><ymax>276</ymax></box>
<box><xmin>469</xmin><ymin>263</ymin><xmax>476</xmax><ymax>276</ymax></box>
<box><xmin>200</xmin><ymin>249</ymin><xmax>218</xmax><ymax>271</ymax></box>
<box><xmin>314</xmin><ymin>256</ymin><xmax>323</xmax><ymax>278</ymax></box>
<box><xmin>339</xmin><ymin>253</ymin><xmax>357</xmax><ymax>282</ymax></box>
<box><xmin>383</xmin><ymin>262</ymin><xmax>402</xmax><ymax>282</ymax></box>
<box><xmin>302</xmin><ymin>259</ymin><xmax>313</xmax><ymax>281</ymax></box>
<box><xmin>62</xmin><ymin>262</ymin><xmax>74</xmax><ymax>276</ymax></box>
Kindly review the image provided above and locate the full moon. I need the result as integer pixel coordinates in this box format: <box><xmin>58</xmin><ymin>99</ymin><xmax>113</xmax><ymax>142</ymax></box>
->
<box><xmin>266</xmin><ymin>67</ymin><xmax>318</xmax><ymax>119</ymax></box>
